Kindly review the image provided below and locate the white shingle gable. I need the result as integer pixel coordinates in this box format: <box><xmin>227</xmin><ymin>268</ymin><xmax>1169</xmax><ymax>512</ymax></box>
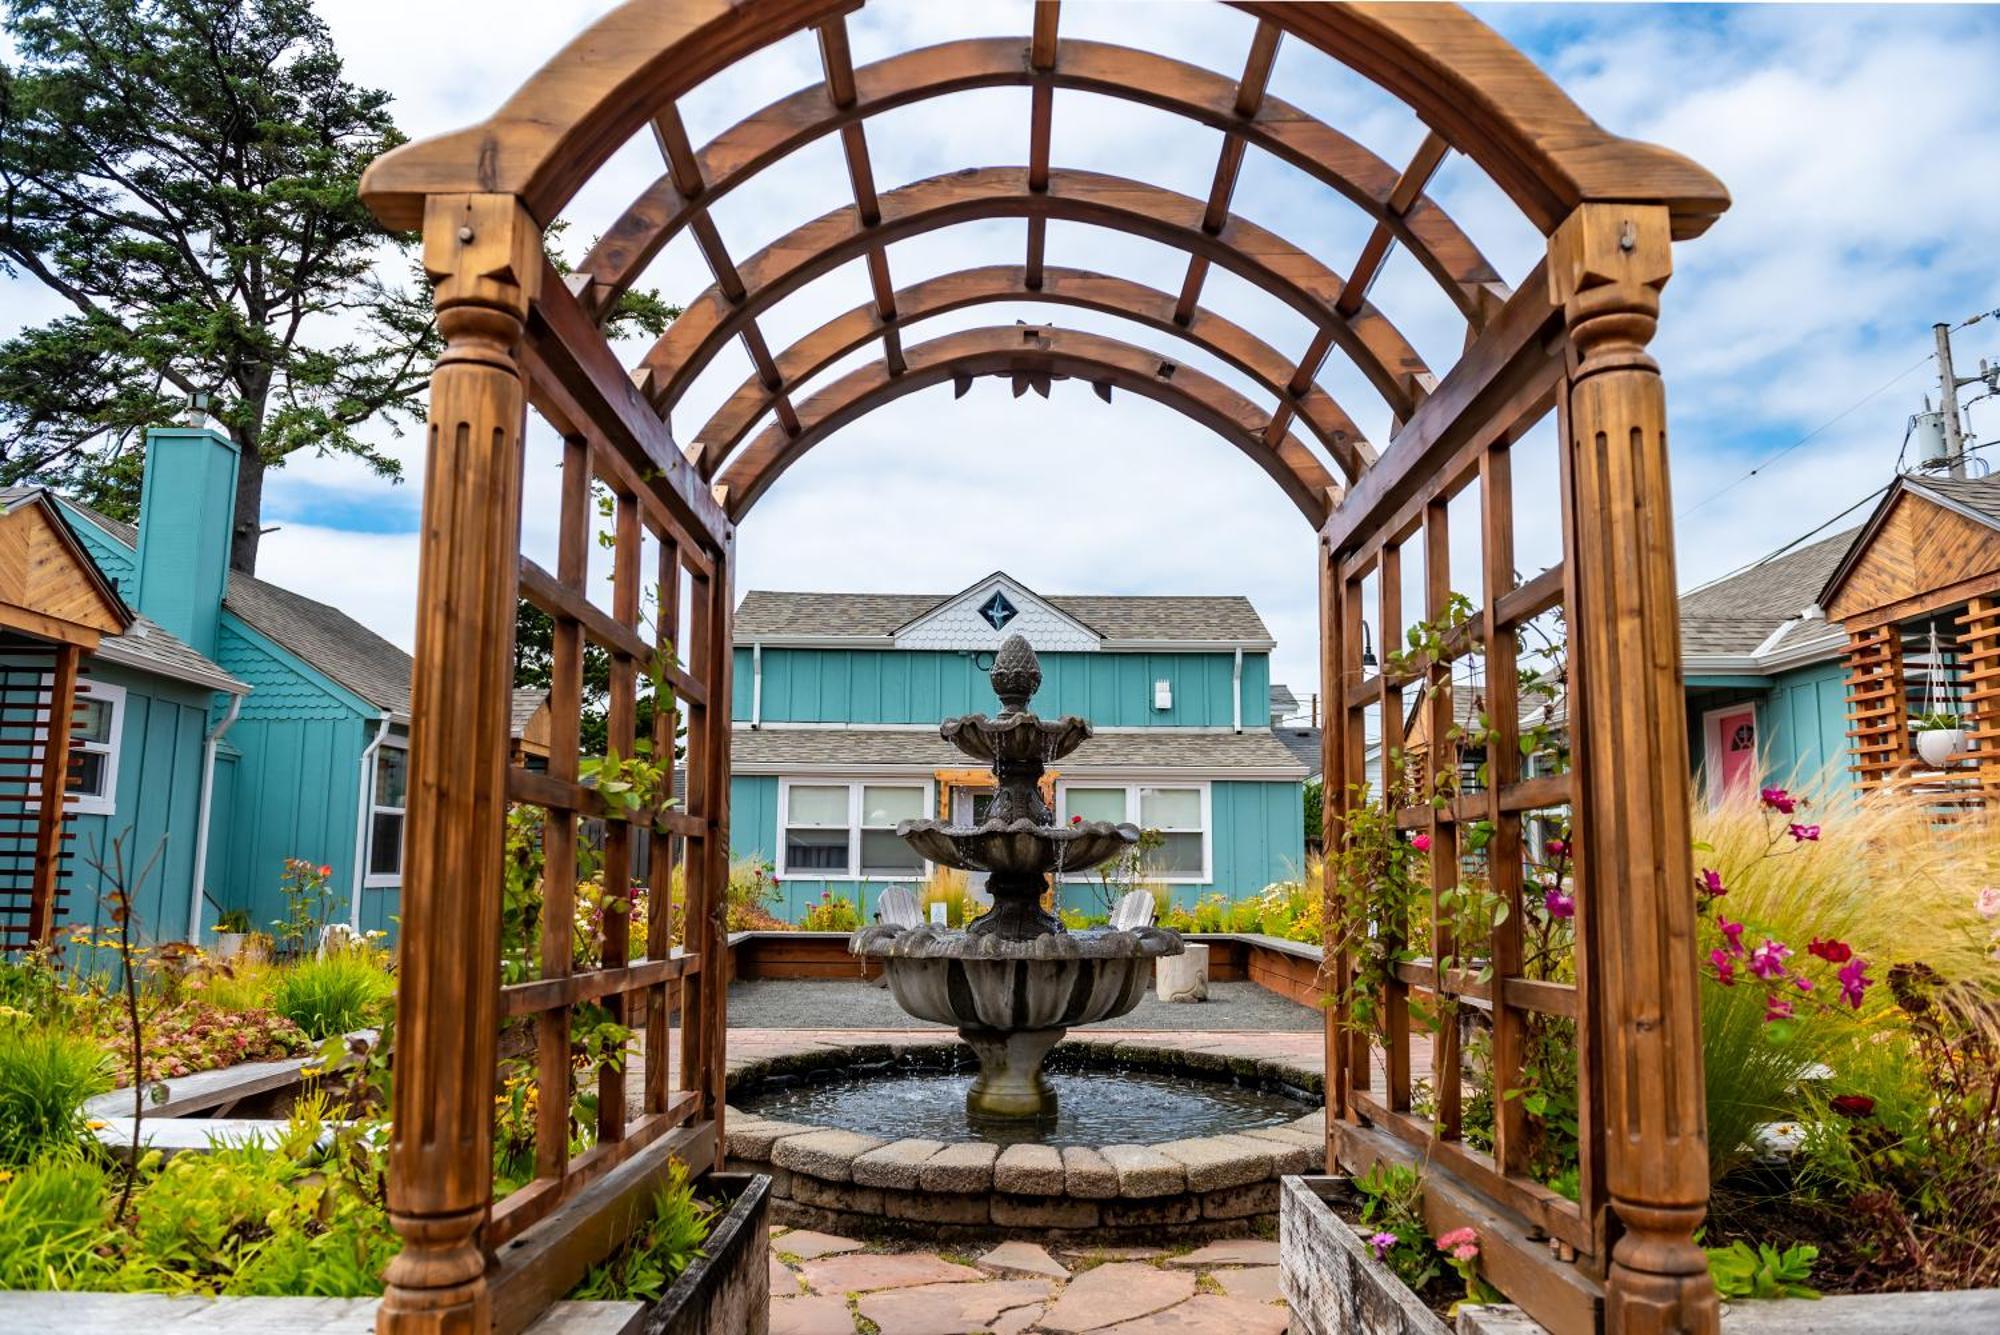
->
<box><xmin>893</xmin><ymin>572</ymin><xmax>1101</xmax><ymax>652</ymax></box>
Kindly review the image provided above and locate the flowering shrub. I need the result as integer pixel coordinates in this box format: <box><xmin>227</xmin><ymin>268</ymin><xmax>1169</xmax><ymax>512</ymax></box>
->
<box><xmin>119</xmin><ymin>1001</ymin><xmax>307</xmax><ymax>1083</ymax></box>
<box><xmin>800</xmin><ymin>890</ymin><xmax>861</xmax><ymax>933</ymax></box>
<box><xmin>274</xmin><ymin>858</ymin><xmax>337</xmax><ymax>957</ymax></box>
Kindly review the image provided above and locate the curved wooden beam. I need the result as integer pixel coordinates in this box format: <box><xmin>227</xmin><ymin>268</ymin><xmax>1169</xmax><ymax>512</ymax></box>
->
<box><xmin>634</xmin><ymin>166</ymin><xmax>1432</xmax><ymax>422</ymax></box>
<box><xmin>690</xmin><ymin>263</ymin><xmax>1377</xmax><ymax>482</ymax></box>
<box><xmin>579</xmin><ymin>36</ymin><xmax>1508</xmax><ymax>325</ymax></box>
<box><xmin>714</xmin><ymin>325</ymin><xmax>1341</xmax><ymax>526</ymax></box>
<box><xmin>358</xmin><ymin>2</ymin><xmax>1725</xmax><ymax>241</ymax></box>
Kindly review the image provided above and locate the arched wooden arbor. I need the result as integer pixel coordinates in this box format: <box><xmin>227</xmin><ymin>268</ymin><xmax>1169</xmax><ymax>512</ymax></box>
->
<box><xmin>360</xmin><ymin>4</ymin><xmax>1728</xmax><ymax>1333</ymax></box>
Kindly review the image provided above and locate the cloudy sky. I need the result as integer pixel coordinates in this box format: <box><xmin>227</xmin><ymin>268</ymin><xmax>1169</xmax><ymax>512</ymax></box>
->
<box><xmin>9</xmin><ymin>2</ymin><xmax>2000</xmax><ymax>702</ymax></box>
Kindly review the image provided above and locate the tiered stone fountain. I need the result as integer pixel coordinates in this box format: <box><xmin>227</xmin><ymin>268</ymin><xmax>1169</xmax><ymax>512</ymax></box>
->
<box><xmin>850</xmin><ymin>634</ymin><xmax>1183</xmax><ymax>1125</ymax></box>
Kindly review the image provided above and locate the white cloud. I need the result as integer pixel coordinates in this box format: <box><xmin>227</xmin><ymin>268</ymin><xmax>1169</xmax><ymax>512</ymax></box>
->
<box><xmin>6</xmin><ymin>2</ymin><xmax>2000</xmax><ymax>703</ymax></box>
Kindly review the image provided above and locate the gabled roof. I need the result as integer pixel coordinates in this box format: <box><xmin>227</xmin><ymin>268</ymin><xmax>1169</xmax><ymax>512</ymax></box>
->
<box><xmin>1679</xmin><ymin>528</ymin><xmax>1857</xmax><ymax>665</ymax></box>
<box><xmin>511</xmin><ymin>687</ymin><xmax>547</xmax><ymax>738</ymax></box>
<box><xmin>731</xmin><ymin>725</ymin><xmax>1307</xmax><ymax>777</ymax></box>
<box><xmin>1816</xmin><ymin>472</ymin><xmax>2000</xmax><ymax>614</ymax></box>
<box><xmin>223</xmin><ymin>574</ymin><xmax>411</xmax><ymax>717</ymax></box>
<box><xmin>96</xmin><ymin>613</ymin><xmax>249</xmax><ymax>695</ymax></box>
<box><xmin>736</xmin><ymin>582</ymin><xmax>1275</xmax><ymax>646</ymax></box>
<box><xmin>1269</xmin><ymin>684</ymin><xmax>1300</xmax><ymax>720</ymax></box>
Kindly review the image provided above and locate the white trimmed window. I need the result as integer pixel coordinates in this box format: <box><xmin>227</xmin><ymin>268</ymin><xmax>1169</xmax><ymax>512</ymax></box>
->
<box><xmin>65</xmin><ymin>681</ymin><xmax>124</xmax><ymax>816</ymax></box>
<box><xmin>365</xmin><ymin>741</ymin><xmax>408</xmax><ymax>886</ymax></box>
<box><xmin>778</xmin><ymin>779</ymin><xmax>930</xmax><ymax>879</ymax></box>
<box><xmin>1056</xmin><ymin>781</ymin><xmax>1211</xmax><ymax>883</ymax></box>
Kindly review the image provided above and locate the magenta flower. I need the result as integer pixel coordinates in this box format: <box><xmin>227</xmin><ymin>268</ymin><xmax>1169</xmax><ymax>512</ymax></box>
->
<box><xmin>1793</xmin><ymin>974</ymin><xmax>1813</xmax><ymax>993</ymax></box>
<box><xmin>1760</xmin><ymin>786</ymin><xmax>1798</xmax><ymax>815</ymax></box>
<box><xmin>1545</xmin><ymin>839</ymin><xmax>1568</xmax><ymax>859</ymax></box>
<box><xmin>1699</xmin><ymin>868</ymin><xmax>1726</xmax><ymax>897</ymax></box>
<box><xmin>1788</xmin><ymin>823</ymin><xmax>1821</xmax><ymax>843</ymax></box>
<box><xmin>1369</xmin><ymin>1231</ymin><xmax>1398</xmax><ymax>1261</ymax></box>
<box><xmin>1749</xmin><ymin>939</ymin><xmax>1793</xmax><ymax>981</ymax></box>
<box><xmin>1976</xmin><ymin>887</ymin><xmax>2000</xmax><ymax>920</ymax></box>
<box><xmin>1710</xmin><ymin>948</ymin><xmax>1736</xmax><ymax>987</ymax></box>
<box><xmin>1764</xmin><ymin>995</ymin><xmax>1795</xmax><ymax>1023</ymax></box>
<box><xmin>1411</xmin><ymin>833</ymin><xmax>1432</xmax><ymax>852</ymax></box>
<box><xmin>1838</xmin><ymin>957</ymin><xmax>1873</xmax><ymax>1008</ymax></box>
<box><xmin>1716</xmin><ymin>916</ymin><xmax>1747</xmax><ymax>957</ymax></box>
<box><xmin>1543</xmin><ymin>885</ymin><xmax>1575</xmax><ymax>919</ymax></box>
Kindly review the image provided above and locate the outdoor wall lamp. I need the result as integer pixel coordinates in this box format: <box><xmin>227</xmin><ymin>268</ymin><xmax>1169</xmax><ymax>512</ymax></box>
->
<box><xmin>1360</xmin><ymin>620</ymin><xmax>1378</xmax><ymax>669</ymax></box>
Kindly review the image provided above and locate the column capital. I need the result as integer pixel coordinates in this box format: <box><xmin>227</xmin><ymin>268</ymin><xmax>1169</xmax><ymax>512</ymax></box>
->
<box><xmin>1547</xmin><ymin>203</ymin><xmax>1672</xmax><ymax>380</ymax></box>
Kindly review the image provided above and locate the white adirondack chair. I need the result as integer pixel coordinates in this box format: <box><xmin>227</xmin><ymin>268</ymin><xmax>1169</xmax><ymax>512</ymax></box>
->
<box><xmin>1110</xmin><ymin>889</ymin><xmax>1156</xmax><ymax>930</ymax></box>
<box><xmin>876</xmin><ymin>885</ymin><xmax>923</xmax><ymax>929</ymax></box>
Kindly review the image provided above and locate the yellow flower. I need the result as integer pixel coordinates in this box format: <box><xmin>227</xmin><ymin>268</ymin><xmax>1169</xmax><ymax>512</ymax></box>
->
<box><xmin>0</xmin><ymin>1168</ymin><xmax>17</xmax><ymax>1184</ymax></box>
<box><xmin>300</xmin><ymin>1065</ymin><xmax>324</xmax><ymax>1078</ymax></box>
<box><xmin>85</xmin><ymin>1119</ymin><xmax>107</xmax><ymax>1130</ymax></box>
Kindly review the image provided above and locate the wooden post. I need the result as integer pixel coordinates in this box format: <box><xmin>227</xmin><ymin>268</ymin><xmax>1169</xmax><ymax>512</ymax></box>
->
<box><xmin>28</xmin><ymin>643</ymin><xmax>79</xmax><ymax>947</ymax></box>
<box><xmin>378</xmin><ymin>193</ymin><xmax>540</xmax><ymax>1335</ymax></box>
<box><xmin>1548</xmin><ymin>202</ymin><xmax>1718</xmax><ymax>1335</ymax></box>
<box><xmin>1318</xmin><ymin>540</ymin><xmax>1345</xmax><ymax>1151</ymax></box>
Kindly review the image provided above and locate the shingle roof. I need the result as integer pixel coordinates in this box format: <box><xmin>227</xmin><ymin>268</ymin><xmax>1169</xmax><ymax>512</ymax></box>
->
<box><xmin>1269</xmin><ymin>684</ymin><xmax>1300</xmax><ymax>719</ymax></box>
<box><xmin>1914</xmin><ymin>473</ymin><xmax>2000</xmax><ymax>525</ymax></box>
<box><xmin>1274</xmin><ymin>725</ymin><xmax>1322</xmax><ymax>777</ymax></box>
<box><xmin>735</xmin><ymin>589</ymin><xmax>1273</xmax><ymax>642</ymax></box>
<box><xmin>511</xmin><ymin>688</ymin><xmax>547</xmax><ymax>738</ymax></box>
<box><xmin>1679</xmin><ymin>529</ymin><xmax>1857</xmax><ymax>659</ymax></box>
<box><xmin>224</xmin><ymin>574</ymin><xmax>411</xmax><ymax>716</ymax></box>
<box><xmin>96</xmin><ymin>614</ymin><xmax>247</xmax><ymax>694</ymax></box>
<box><xmin>732</xmin><ymin>726</ymin><xmax>1308</xmax><ymax>775</ymax></box>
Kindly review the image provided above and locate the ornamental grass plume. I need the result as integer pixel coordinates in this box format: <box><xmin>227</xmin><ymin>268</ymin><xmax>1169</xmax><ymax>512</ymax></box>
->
<box><xmin>1693</xmin><ymin>765</ymin><xmax>1999</xmax><ymax>1180</ymax></box>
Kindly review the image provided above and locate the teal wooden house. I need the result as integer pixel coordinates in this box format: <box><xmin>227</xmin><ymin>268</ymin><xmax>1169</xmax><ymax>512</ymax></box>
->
<box><xmin>727</xmin><ymin>573</ymin><xmax>1310</xmax><ymax>921</ymax></box>
<box><xmin>17</xmin><ymin>424</ymin><xmax>419</xmax><ymax>945</ymax></box>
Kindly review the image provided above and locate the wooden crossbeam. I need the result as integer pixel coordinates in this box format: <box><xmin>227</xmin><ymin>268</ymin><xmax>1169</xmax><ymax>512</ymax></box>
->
<box><xmin>1025</xmin><ymin>1</ymin><xmax>1059</xmax><ymax>289</ymax></box>
<box><xmin>1172</xmin><ymin>21</ymin><xmax>1282</xmax><ymax>327</ymax></box>
<box><xmin>1336</xmin><ymin>132</ymin><xmax>1452</xmax><ymax>323</ymax></box>
<box><xmin>819</xmin><ymin>18</ymin><xmax>905</xmax><ymax>376</ymax></box>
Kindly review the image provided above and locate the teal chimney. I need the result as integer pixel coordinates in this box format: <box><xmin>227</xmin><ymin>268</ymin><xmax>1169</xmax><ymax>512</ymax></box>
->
<box><xmin>133</xmin><ymin>425</ymin><xmax>240</xmax><ymax>657</ymax></box>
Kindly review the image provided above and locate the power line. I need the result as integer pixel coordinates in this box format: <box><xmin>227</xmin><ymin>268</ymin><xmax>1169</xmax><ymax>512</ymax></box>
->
<box><xmin>1683</xmin><ymin>481</ymin><xmax>1892</xmax><ymax>596</ymax></box>
<box><xmin>1677</xmin><ymin>352</ymin><xmax>1933</xmax><ymax>519</ymax></box>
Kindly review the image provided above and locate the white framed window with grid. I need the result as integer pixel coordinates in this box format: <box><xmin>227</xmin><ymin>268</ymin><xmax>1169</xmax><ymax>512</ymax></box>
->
<box><xmin>364</xmin><ymin>739</ymin><xmax>408</xmax><ymax>887</ymax></box>
<box><xmin>777</xmin><ymin>777</ymin><xmax>932</xmax><ymax>880</ymax></box>
<box><xmin>1055</xmin><ymin>779</ymin><xmax>1211</xmax><ymax>883</ymax></box>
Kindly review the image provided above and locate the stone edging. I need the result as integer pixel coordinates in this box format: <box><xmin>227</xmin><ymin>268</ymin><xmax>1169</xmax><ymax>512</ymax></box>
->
<box><xmin>723</xmin><ymin>1033</ymin><xmax>1326</xmax><ymax>1241</ymax></box>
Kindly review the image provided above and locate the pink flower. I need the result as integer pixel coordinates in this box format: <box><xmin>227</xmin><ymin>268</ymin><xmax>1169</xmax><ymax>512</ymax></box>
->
<box><xmin>1838</xmin><ymin>957</ymin><xmax>1873</xmax><ymax>1008</ymax></box>
<box><xmin>1699</xmin><ymin>868</ymin><xmax>1726</xmax><ymax>898</ymax></box>
<box><xmin>1764</xmin><ymin>995</ymin><xmax>1795</xmax><ymax>1023</ymax></box>
<box><xmin>1716</xmin><ymin>916</ymin><xmax>1747</xmax><ymax>957</ymax></box>
<box><xmin>1807</xmin><ymin>937</ymin><xmax>1852</xmax><ymax>964</ymax></box>
<box><xmin>1071</xmin><ymin>815</ymin><xmax>1083</xmax><ymax>825</ymax></box>
<box><xmin>1543</xmin><ymin>885</ymin><xmax>1575</xmax><ymax>919</ymax></box>
<box><xmin>1788</xmin><ymin>823</ymin><xmax>1820</xmax><ymax>843</ymax></box>
<box><xmin>1369</xmin><ymin>1231</ymin><xmax>1398</xmax><ymax>1260</ymax></box>
<box><xmin>1411</xmin><ymin>833</ymin><xmax>1433</xmax><ymax>852</ymax></box>
<box><xmin>1749</xmin><ymin>939</ymin><xmax>1792</xmax><ymax>981</ymax></box>
<box><xmin>1793</xmin><ymin>974</ymin><xmax>1813</xmax><ymax>993</ymax></box>
<box><xmin>1760</xmin><ymin>786</ymin><xmax>1797</xmax><ymax>815</ymax></box>
<box><xmin>1710</xmin><ymin>948</ymin><xmax>1736</xmax><ymax>987</ymax></box>
<box><xmin>1436</xmin><ymin>1227</ymin><xmax>1479</xmax><ymax>1257</ymax></box>
<box><xmin>1544</xmin><ymin>839</ymin><xmax>1568</xmax><ymax>859</ymax></box>
<box><xmin>1976</xmin><ymin>888</ymin><xmax>2000</xmax><ymax>921</ymax></box>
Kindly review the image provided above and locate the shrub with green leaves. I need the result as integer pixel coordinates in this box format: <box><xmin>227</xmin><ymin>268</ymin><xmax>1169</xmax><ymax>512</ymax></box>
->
<box><xmin>0</xmin><ymin>1153</ymin><xmax>115</xmax><ymax>1290</ymax></box>
<box><xmin>0</xmin><ymin>1021</ymin><xmax>111</xmax><ymax>1166</ymax></box>
<box><xmin>270</xmin><ymin>950</ymin><xmax>393</xmax><ymax>1040</ymax></box>
<box><xmin>1705</xmin><ymin>1240</ymin><xmax>1819</xmax><ymax>1300</ymax></box>
<box><xmin>570</xmin><ymin>1159</ymin><xmax>712</xmax><ymax>1302</ymax></box>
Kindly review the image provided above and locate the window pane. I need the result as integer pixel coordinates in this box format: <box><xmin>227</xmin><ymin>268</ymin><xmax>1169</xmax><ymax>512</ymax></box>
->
<box><xmin>73</xmin><ymin>697</ymin><xmax>113</xmax><ymax>744</ymax></box>
<box><xmin>1065</xmin><ymin>787</ymin><xmax>1126</xmax><ymax>824</ymax></box>
<box><xmin>371</xmin><ymin>811</ymin><xmax>404</xmax><ymax>876</ymax></box>
<box><xmin>860</xmin><ymin>829</ymin><xmax>923</xmax><ymax>876</ymax></box>
<box><xmin>375</xmin><ymin>748</ymin><xmax>408</xmax><ymax>809</ymax></box>
<box><xmin>1139</xmin><ymin>786</ymin><xmax>1201</xmax><ymax>830</ymax></box>
<box><xmin>71</xmin><ymin>751</ymin><xmax>106</xmax><ymax>798</ymax></box>
<box><xmin>785</xmin><ymin>827</ymin><xmax>850</xmax><ymax>873</ymax></box>
<box><xmin>1145</xmin><ymin>831</ymin><xmax>1204</xmax><ymax>876</ymax></box>
<box><xmin>787</xmin><ymin>784</ymin><xmax>848</xmax><ymax>825</ymax></box>
<box><xmin>861</xmin><ymin>784</ymin><xmax>924</xmax><ymax>827</ymax></box>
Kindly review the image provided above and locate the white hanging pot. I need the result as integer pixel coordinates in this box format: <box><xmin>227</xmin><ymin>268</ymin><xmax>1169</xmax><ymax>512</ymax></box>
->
<box><xmin>1917</xmin><ymin>727</ymin><xmax>1967</xmax><ymax>767</ymax></box>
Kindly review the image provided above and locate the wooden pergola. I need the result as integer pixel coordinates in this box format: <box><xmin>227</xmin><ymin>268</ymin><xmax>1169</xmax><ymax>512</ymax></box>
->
<box><xmin>359</xmin><ymin>4</ymin><xmax>1729</xmax><ymax>1332</ymax></box>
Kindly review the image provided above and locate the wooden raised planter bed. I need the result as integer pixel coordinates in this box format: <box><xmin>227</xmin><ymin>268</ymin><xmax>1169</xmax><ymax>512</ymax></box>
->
<box><xmin>640</xmin><ymin>1172</ymin><xmax>772</xmax><ymax>1335</ymax></box>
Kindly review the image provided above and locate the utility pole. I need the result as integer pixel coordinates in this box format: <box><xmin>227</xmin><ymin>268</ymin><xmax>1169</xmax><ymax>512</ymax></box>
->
<box><xmin>1935</xmin><ymin>321</ymin><xmax>1968</xmax><ymax>478</ymax></box>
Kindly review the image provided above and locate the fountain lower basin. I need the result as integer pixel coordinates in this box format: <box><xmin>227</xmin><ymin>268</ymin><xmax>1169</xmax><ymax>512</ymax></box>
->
<box><xmin>852</xmin><ymin>923</ymin><xmax>1183</xmax><ymax>1124</ymax></box>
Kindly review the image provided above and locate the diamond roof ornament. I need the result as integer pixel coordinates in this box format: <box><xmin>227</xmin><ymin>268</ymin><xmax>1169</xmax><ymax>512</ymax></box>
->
<box><xmin>979</xmin><ymin>590</ymin><xmax>1017</xmax><ymax>630</ymax></box>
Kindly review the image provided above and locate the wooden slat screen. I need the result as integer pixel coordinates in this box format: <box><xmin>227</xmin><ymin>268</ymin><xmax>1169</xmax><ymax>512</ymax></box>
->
<box><xmin>1957</xmin><ymin>597</ymin><xmax>2000</xmax><ymax>802</ymax></box>
<box><xmin>1843</xmin><ymin>624</ymin><xmax>1909</xmax><ymax>792</ymax></box>
<box><xmin>0</xmin><ymin>636</ymin><xmax>83</xmax><ymax>949</ymax></box>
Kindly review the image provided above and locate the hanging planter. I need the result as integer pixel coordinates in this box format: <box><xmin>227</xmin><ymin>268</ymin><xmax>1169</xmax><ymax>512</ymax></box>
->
<box><xmin>1916</xmin><ymin>711</ymin><xmax>1968</xmax><ymax>767</ymax></box>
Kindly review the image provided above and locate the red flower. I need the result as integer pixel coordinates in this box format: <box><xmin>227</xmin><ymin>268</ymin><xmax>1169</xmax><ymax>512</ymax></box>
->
<box><xmin>1807</xmin><ymin>937</ymin><xmax>1852</xmax><ymax>964</ymax></box>
<box><xmin>1830</xmin><ymin>1093</ymin><xmax>1876</xmax><ymax>1119</ymax></box>
<box><xmin>1071</xmin><ymin>815</ymin><xmax>1083</xmax><ymax>825</ymax></box>
<box><xmin>1411</xmin><ymin>833</ymin><xmax>1432</xmax><ymax>852</ymax></box>
<box><xmin>1544</xmin><ymin>838</ymin><xmax>1568</xmax><ymax>859</ymax></box>
<box><xmin>317</xmin><ymin>864</ymin><xmax>332</xmax><ymax>877</ymax></box>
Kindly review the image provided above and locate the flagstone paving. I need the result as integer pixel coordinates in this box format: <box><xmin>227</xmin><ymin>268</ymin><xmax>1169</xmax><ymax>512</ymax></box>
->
<box><xmin>770</xmin><ymin>1228</ymin><xmax>1290</xmax><ymax>1333</ymax></box>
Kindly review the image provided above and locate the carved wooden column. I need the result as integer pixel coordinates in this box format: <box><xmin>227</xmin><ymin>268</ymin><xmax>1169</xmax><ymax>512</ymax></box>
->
<box><xmin>1548</xmin><ymin>203</ymin><xmax>1719</xmax><ymax>1335</ymax></box>
<box><xmin>378</xmin><ymin>193</ymin><xmax>540</xmax><ymax>1335</ymax></box>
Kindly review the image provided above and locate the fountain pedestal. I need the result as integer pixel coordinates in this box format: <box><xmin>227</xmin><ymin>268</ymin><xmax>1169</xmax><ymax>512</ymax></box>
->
<box><xmin>851</xmin><ymin>633</ymin><xmax>1183</xmax><ymax>1126</ymax></box>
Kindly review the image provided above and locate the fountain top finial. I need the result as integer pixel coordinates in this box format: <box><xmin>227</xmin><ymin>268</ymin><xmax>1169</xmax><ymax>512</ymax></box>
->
<box><xmin>989</xmin><ymin>633</ymin><xmax>1041</xmax><ymax>714</ymax></box>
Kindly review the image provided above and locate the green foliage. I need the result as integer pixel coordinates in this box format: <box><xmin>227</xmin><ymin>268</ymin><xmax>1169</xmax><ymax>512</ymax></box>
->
<box><xmin>1302</xmin><ymin>777</ymin><xmax>1323</xmax><ymax>843</ymax></box>
<box><xmin>1913</xmin><ymin>710</ymin><xmax>1962</xmax><ymax>731</ymax></box>
<box><xmin>270</xmin><ymin>950</ymin><xmax>392</xmax><ymax>1039</ymax></box>
<box><xmin>1705</xmin><ymin>1240</ymin><xmax>1819</xmax><ymax>1300</ymax></box>
<box><xmin>1352</xmin><ymin>1161</ymin><xmax>1440</xmax><ymax>1294</ymax></box>
<box><xmin>0</xmin><ymin>1019</ymin><xmax>111</xmax><ymax>1166</ymax></box>
<box><xmin>213</xmin><ymin>909</ymin><xmax>253</xmax><ymax>934</ymax></box>
<box><xmin>570</xmin><ymin>1159</ymin><xmax>713</xmax><ymax>1302</ymax></box>
<box><xmin>1330</xmin><ymin>786</ymin><xmax>1426</xmax><ymax>1036</ymax></box>
<box><xmin>0</xmin><ymin>1153</ymin><xmax>115</xmax><ymax>1289</ymax></box>
<box><xmin>800</xmin><ymin>891</ymin><xmax>861</xmax><ymax>934</ymax></box>
<box><xmin>274</xmin><ymin>859</ymin><xmax>337</xmax><ymax>958</ymax></box>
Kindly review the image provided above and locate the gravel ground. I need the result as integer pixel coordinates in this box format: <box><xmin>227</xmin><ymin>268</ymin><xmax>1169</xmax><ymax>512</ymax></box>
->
<box><xmin>727</xmin><ymin>977</ymin><xmax>1322</xmax><ymax>1031</ymax></box>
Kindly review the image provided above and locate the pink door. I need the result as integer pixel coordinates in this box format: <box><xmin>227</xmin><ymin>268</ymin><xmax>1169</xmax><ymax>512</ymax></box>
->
<box><xmin>1714</xmin><ymin>708</ymin><xmax>1758</xmax><ymax>796</ymax></box>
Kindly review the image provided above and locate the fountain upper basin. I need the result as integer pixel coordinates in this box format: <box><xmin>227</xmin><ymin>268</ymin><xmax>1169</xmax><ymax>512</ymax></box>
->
<box><xmin>896</xmin><ymin>817</ymin><xmax>1138</xmax><ymax>878</ymax></box>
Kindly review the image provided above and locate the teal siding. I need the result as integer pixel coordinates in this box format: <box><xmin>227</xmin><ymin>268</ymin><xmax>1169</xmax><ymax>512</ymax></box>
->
<box><xmin>17</xmin><ymin>663</ymin><xmax>216</xmax><ymax>945</ymax></box>
<box><xmin>737</xmin><ymin>648</ymin><xmax>1269</xmax><ymax>728</ymax></box>
<box><xmin>58</xmin><ymin>503</ymin><xmax>136</xmax><ymax>587</ymax></box>
<box><xmin>208</xmin><ymin>619</ymin><xmax>373</xmax><ymax>936</ymax></box>
<box><xmin>1686</xmin><ymin>660</ymin><xmax>1852</xmax><ymax>800</ymax></box>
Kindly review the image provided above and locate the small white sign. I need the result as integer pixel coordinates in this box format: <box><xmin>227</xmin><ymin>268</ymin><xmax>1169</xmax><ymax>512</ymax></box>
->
<box><xmin>929</xmin><ymin>902</ymin><xmax>948</xmax><ymax>926</ymax></box>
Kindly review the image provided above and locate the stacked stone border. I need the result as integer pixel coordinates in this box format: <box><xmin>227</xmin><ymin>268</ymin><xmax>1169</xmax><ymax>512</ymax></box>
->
<box><xmin>723</xmin><ymin>1031</ymin><xmax>1327</xmax><ymax>1242</ymax></box>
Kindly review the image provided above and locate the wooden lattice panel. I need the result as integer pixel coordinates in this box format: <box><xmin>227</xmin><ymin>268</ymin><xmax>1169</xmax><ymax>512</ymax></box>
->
<box><xmin>1843</xmin><ymin>624</ymin><xmax>1909</xmax><ymax>792</ymax></box>
<box><xmin>1959</xmin><ymin>597</ymin><xmax>2000</xmax><ymax>802</ymax></box>
<box><xmin>0</xmin><ymin>638</ymin><xmax>82</xmax><ymax>950</ymax></box>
